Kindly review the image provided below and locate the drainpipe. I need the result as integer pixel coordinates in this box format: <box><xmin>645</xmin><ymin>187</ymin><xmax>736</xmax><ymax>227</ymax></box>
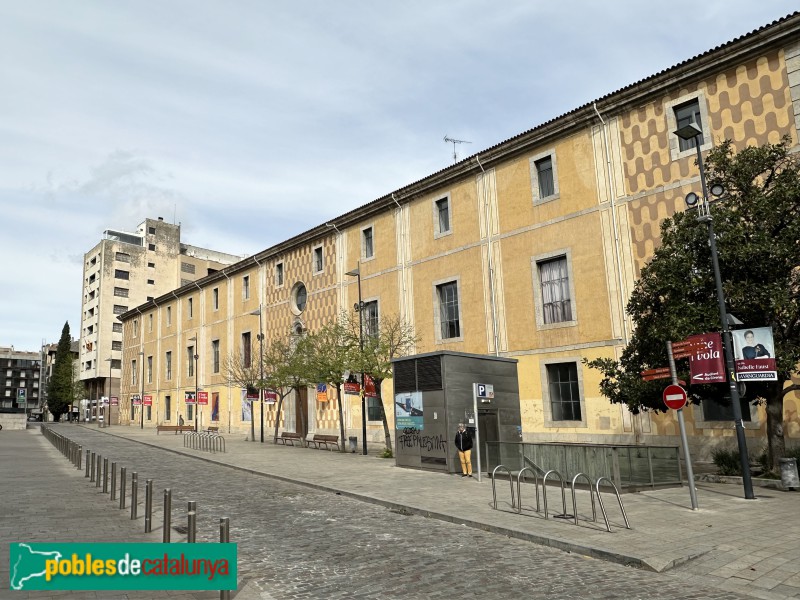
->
<box><xmin>391</xmin><ymin>193</ymin><xmax>408</xmax><ymax>322</ymax></box>
<box><xmin>475</xmin><ymin>156</ymin><xmax>500</xmax><ymax>357</ymax></box>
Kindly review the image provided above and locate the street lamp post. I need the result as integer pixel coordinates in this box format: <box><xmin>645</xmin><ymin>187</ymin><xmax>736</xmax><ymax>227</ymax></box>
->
<box><xmin>674</xmin><ymin>122</ymin><xmax>754</xmax><ymax>500</ymax></box>
<box><xmin>250</xmin><ymin>305</ymin><xmax>265</xmax><ymax>443</ymax></box>
<box><xmin>138</xmin><ymin>351</ymin><xmax>145</xmax><ymax>430</ymax></box>
<box><xmin>188</xmin><ymin>336</ymin><xmax>199</xmax><ymax>432</ymax></box>
<box><xmin>346</xmin><ymin>265</ymin><xmax>368</xmax><ymax>456</ymax></box>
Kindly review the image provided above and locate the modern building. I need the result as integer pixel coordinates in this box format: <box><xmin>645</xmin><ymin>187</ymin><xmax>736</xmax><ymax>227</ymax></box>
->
<box><xmin>80</xmin><ymin>217</ymin><xmax>242</xmax><ymax>422</ymax></box>
<box><xmin>0</xmin><ymin>347</ymin><xmax>41</xmax><ymax>415</ymax></box>
<box><xmin>118</xmin><ymin>13</ymin><xmax>800</xmax><ymax>457</ymax></box>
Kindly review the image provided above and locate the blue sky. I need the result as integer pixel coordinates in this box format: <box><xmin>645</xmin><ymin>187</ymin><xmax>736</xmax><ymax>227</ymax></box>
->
<box><xmin>1</xmin><ymin>1</ymin><xmax>797</xmax><ymax>350</ymax></box>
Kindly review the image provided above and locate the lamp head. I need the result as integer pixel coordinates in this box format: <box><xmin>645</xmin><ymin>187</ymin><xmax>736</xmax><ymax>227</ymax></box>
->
<box><xmin>710</xmin><ymin>183</ymin><xmax>725</xmax><ymax>197</ymax></box>
<box><xmin>345</xmin><ymin>268</ymin><xmax>360</xmax><ymax>277</ymax></box>
<box><xmin>674</xmin><ymin>122</ymin><xmax>702</xmax><ymax>141</ymax></box>
<box><xmin>685</xmin><ymin>192</ymin><xmax>700</xmax><ymax>208</ymax></box>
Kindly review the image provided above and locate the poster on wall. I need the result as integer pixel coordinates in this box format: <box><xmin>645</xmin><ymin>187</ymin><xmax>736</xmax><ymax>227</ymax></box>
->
<box><xmin>240</xmin><ymin>389</ymin><xmax>252</xmax><ymax>422</ymax></box>
<box><xmin>211</xmin><ymin>393</ymin><xmax>219</xmax><ymax>422</ymax></box>
<box><xmin>316</xmin><ymin>383</ymin><xmax>328</xmax><ymax>402</ymax></box>
<box><xmin>732</xmin><ymin>327</ymin><xmax>778</xmax><ymax>381</ymax></box>
<box><xmin>395</xmin><ymin>391</ymin><xmax>423</xmax><ymax>429</ymax></box>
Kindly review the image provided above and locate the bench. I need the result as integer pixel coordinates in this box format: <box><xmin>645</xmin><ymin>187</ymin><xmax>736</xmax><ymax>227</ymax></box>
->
<box><xmin>156</xmin><ymin>425</ymin><xmax>194</xmax><ymax>435</ymax></box>
<box><xmin>276</xmin><ymin>431</ymin><xmax>304</xmax><ymax>446</ymax></box>
<box><xmin>206</xmin><ymin>427</ymin><xmax>219</xmax><ymax>434</ymax></box>
<box><xmin>307</xmin><ymin>434</ymin><xmax>340</xmax><ymax>451</ymax></box>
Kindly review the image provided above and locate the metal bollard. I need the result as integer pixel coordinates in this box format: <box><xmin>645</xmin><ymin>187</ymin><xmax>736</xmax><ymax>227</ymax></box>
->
<box><xmin>163</xmin><ymin>489</ymin><xmax>172</xmax><ymax>543</ymax></box>
<box><xmin>85</xmin><ymin>450</ymin><xmax>90</xmax><ymax>477</ymax></box>
<box><xmin>187</xmin><ymin>501</ymin><xmax>196</xmax><ymax>543</ymax></box>
<box><xmin>120</xmin><ymin>468</ymin><xmax>127</xmax><ymax>509</ymax></box>
<box><xmin>144</xmin><ymin>479</ymin><xmax>153</xmax><ymax>533</ymax></box>
<box><xmin>103</xmin><ymin>458</ymin><xmax>109</xmax><ymax>493</ymax></box>
<box><xmin>78</xmin><ymin>445</ymin><xmax>83</xmax><ymax>470</ymax></box>
<box><xmin>95</xmin><ymin>456</ymin><xmax>102</xmax><ymax>488</ymax></box>
<box><xmin>131</xmin><ymin>472</ymin><xmax>138</xmax><ymax>520</ymax></box>
<box><xmin>90</xmin><ymin>453</ymin><xmax>96</xmax><ymax>481</ymax></box>
<box><xmin>111</xmin><ymin>463</ymin><xmax>117</xmax><ymax>500</ymax></box>
<box><xmin>219</xmin><ymin>517</ymin><xmax>231</xmax><ymax>600</ymax></box>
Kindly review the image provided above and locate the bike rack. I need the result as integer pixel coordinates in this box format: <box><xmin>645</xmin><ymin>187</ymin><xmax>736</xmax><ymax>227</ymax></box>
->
<box><xmin>570</xmin><ymin>472</ymin><xmax>597</xmax><ymax>526</ymax></box>
<box><xmin>183</xmin><ymin>431</ymin><xmax>225</xmax><ymax>453</ymax></box>
<box><xmin>542</xmin><ymin>469</ymin><xmax>569</xmax><ymax>520</ymax></box>
<box><xmin>516</xmin><ymin>466</ymin><xmax>540</xmax><ymax>514</ymax></box>
<box><xmin>595</xmin><ymin>477</ymin><xmax>631</xmax><ymax>532</ymax></box>
<box><xmin>491</xmin><ymin>465</ymin><xmax>516</xmax><ymax>510</ymax></box>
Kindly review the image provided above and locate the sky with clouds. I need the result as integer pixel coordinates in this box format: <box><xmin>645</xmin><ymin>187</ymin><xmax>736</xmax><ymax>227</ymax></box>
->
<box><xmin>1</xmin><ymin>1</ymin><xmax>797</xmax><ymax>350</ymax></box>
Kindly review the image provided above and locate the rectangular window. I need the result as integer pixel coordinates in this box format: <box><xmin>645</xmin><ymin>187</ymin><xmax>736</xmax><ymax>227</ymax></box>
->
<box><xmin>133</xmin><ymin>319</ymin><xmax>139</xmax><ymax>336</ymax></box>
<box><xmin>213</xmin><ymin>288</ymin><xmax>219</xmax><ymax>310</ymax></box>
<box><xmin>701</xmin><ymin>397</ymin><xmax>752</xmax><ymax>422</ymax></box>
<box><xmin>436</xmin><ymin>281</ymin><xmax>461</xmax><ymax>340</ymax></box>
<box><xmin>114</xmin><ymin>269</ymin><xmax>130</xmax><ymax>280</ymax></box>
<box><xmin>146</xmin><ymin>405</ymin><xmax>152</xmax><ymax>421</ymax></box>
<box><xmin>535</xmin><ymin>156</ymin><xmax>555</xmax><ymax>198</ymax></box>
<box><xmin>212</xmin><ymin>340</ymin><xmax>220</xmax><ymax>373</ymax></box>
<box><xmin>111</xmin><ymin>341</ymin><xmax>122</xmax><ymax>351</ymax></box>
<box><xmin>187</xmin><ymin>298</ymin><xmax>193</xmax><ymax>319</ymax></box>
<box><xmin>113</xmin><ymin>287</ymin><xmax>128</xmax><ymax>298</ymax></box>
<box><xmin>165</xmin><ymin>395</ymin><xmax>171</xmax><ymax>421</ymax></box>
<box><xmin>363</xmin><ymin>300</ymin><xmax>379</xmax><ymax>338</ymax></box>
<box><xmin>112</xmin><ymin>323</ymin><xmax>123</xmax><ymax>333</ymax></box>
<box><xmin>147</xmin><ymin>356</ymin><xmax>153</xmax><ymax>383</ymax></box>
<box><xmin>115</xmin><ymin>252</ymin><xmax>131</xmax><ymax>263</ymax></box>
<box><xmin>187</xmin><ymin>346</ymin><xmax>195</xmax><ymax>377</ymax></box>
<box><xmin>212</xmin><ymin>392</ymin><xmax>220</xmax><ymax>422</ymax></box>
<box><xmin>242</xmin><ymin>332</ymin><xmax>252</xmax><ymax>368</ymax></box>
<box><xmin>362</xmin><ymin>227</ymin><xmax>374</xmax><ymax>259</ymax></box>
<box><xmin>242</xmin><ymin>276</ymin><xmax>250</xmax><ymax>300</ymax></box>
<box><xmin>547</xmin><ymin>363</ymin><xmax>582</xmax><ymax>421</ymax></box>
<box><xmin>148</xmin><ymin>226</ymin><xmax>156</xmax><ymax>235</ymax></box>
<box><xmin>675</xmin><ymin>99</ymin><xmax>704</xmax><ymax>152</ymax></box>
<box><xmin>165</xmin><ymin>351</ymin><xmax>172</xmax><ymax>380</ymax></box>
<box><xmin>181</xmin><ymin>262</ymin><xmax>196</xmax><ymax>274</ymax></box>
<box><xmin>148</xmin><ymin>243</ymin><xmax>156</xmax><ymax>251</ymax></box>
<box><xmin>110</xmin><ymin>359</ymin><xmax>121</xmax><ymax>369</ymax></box>
<box><xmin>436</xmin><ymin>197</ymin><xmax>450</xmax><ymax>234</ymax></box>
<box><xmin>147</xmin><ymin>279</ymin><xmax>155</xmax><ymax>285</ymax></box>
<box><xmin>148</xmin><ymin>313</ymin><xmax>153</xmax><ymax>332</ymax></box>
<box><xmin>539</xmin><ymin>256</ymin><xmax>572</xmax><ymax>324</ymax></box>
<box><xmin>147</xmin><ymin>262</ymin><xmax>155</xmax><ymax>268</ymax></box>
<box><xmin>367</xmin><ymin>397</ymin><xmax>382</xmax><ymax>422</ymax></box>
<box><xmin>131</xmin><ymin>360</ymin><xmax>137</xmax><ymax>386</ymax></box>
<box><xmin>166</xmin><ymin>307</ymin><xmax>172</xmax><ymax>326</ymax></box>
<box><xmin>313</xmin><ymin>246</ymin><xmax>323</xmax><ymax>273</ymax></box>
<box><xmin>113</xmin><ymin>305</ymin><xmax>127</xmax><ymax>315</ymax></box>
<box><xmin>187</xmin><ymin>404</ymin><xmax>194</xmax><ymax>422</ymax></box>
<box><xmin>275</xmin><ymin>263</ymin><xmax>284</xmax><ymax>287</ymax></box>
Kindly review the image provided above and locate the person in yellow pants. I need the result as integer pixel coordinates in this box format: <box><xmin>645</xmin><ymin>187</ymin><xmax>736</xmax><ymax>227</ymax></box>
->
<box><xmin>455</xmin><ymin>423</ymin><xmax>473</xmax><ymax>477</ymax></box>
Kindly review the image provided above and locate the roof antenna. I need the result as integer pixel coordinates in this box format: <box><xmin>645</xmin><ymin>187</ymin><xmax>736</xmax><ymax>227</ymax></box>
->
<box><xmin>444</xmin><ymin>135</ymin><xmax>472</xmax><ymax>163</ymax></box>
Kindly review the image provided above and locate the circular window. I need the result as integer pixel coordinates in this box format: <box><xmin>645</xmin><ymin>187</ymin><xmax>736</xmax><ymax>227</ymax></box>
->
<box><xmin>291</xmin><ymin>282</ymin><xmax>307</xmax><ymax>315</ymax></box>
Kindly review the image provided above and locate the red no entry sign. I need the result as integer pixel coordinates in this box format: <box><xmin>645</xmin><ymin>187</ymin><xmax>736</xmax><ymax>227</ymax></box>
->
<box><xmin>663</xmin><ymin>384</ymin><xmax>687</xmax><ymax>410</ymax></box>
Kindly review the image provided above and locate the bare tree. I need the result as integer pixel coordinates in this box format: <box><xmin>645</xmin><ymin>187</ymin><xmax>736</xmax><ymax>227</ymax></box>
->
<box><xmin>263</xmin><ymin>333</ymin><xmax>315</xmax><ymax>444</ymax></box>
<box><xmin>222</xmin><ymin>343</ymin><xmax>260</xmax><ymax>441</ymax></box>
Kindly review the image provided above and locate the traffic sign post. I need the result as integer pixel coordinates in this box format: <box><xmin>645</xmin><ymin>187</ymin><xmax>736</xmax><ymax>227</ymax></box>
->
<box><xmin>470</xmin><ymin>383</ymin><xmax>486</xmax><ymax>483</ymax></box>
<box><xmin>666</xmin><ymin>341</ymin><xmax>699</xmax><ymax>510</ymax></box>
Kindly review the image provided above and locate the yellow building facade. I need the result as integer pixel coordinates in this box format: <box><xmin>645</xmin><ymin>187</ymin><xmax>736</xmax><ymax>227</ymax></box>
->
<box><xmin>120</xmin><ymin>13</ymin><xmax>800</xmax><ymax>457</ymax></box>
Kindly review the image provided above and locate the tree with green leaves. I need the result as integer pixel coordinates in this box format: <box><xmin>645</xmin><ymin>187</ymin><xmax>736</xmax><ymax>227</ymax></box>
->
<box><xmin>350</xmin><ymin>313</ymin><xmax>417</xmax><ymax>451</ymax></box>
<box><xmin>46</xmin><ymin>322</ymin><xmax>74</xmax><ymax>421</ymax></box>
<box><xmin>263</xmin><ymin>333</ymin><xmax>315</xmax><ymax>444</ymax></box>
<box><xmin>587</xmin><ymin>137</ymin><xmax>800</xmax><ymax>471</ymax></box>
<box><xmin>306</xmin><ymin>315</ymin><xmax>357</xmax><ymax>452</ymax></box>
<box><xmin>222</xmin><ymin>342</ymin><xmax>260</xmax><ymax>441</ymax></box>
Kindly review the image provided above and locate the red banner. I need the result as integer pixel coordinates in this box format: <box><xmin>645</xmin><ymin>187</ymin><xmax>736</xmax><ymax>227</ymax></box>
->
<box><xmin>688</xmin><ymin>333</ymin><xmax>725</xmax><ymax>384</ymax></box>
<box><xmin>343</xmin><ymin>382</ymin><xmax>360</xmax><ymax>395</ymax></box>
<box><xmin>264</xmin><ymin>390</ymin><xmax>278</xmax><ymax>403</ymax></box>
<box><xmin>143</xmin><ymin>395</ymin><xmax>153</xmax><ymax>406</ymax></box>
<box><xmin>198</xmin><ymin>391</ymin><xmax>209</xmax><ymax>405</ymax></box>
<box><xmin>364</xmin><ymin>375</ymin><xmax>378</xmax><ymax>398</ymax></box>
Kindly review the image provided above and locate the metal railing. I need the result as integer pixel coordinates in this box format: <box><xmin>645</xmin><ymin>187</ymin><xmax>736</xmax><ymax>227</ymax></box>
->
<box><xmin>183</xmin><ymin>431</ymin><xmax>226</xmax><ymax>453</ymax></box>
<box><xmin>486</xmin><ymin>441</ymin><xmax>681</xmax><ymax>490</ymax></box>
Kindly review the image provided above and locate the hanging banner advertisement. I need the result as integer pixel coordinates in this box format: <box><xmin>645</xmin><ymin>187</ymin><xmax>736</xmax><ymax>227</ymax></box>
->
<box><xmin>143</xmin><ymin>395</ymin><xmax>152</xmax><ymax>406</ymax></box>
<box><xmin>732</xmin><ymin>327</ymin><xmax>778</xmax><ymax>381</ymax></box>
<box><xmin>211</xmin><ymin>392</ymin><xmax>220</xmax><ymax>422</ymax></box>
<box><xmin>110</xmin><ymin>396</ymin><xmax>119</xmax><ymax>406</ymax></box>
<box><xmin>264</xmin><ymin>390</ymin><xmax>278</xmax><ymax>404</ymax></box>
<box><xmin>184</xmin><ymin>391</ymin><xmax>196</xmax><ymax>404</ymax></box>
<box><xmin>316</xmin><ymin>383</ymin><xmax>328</xmax><ymax>402</ymax></box>
<box><xmin>364</xmin><ymin>375</ymin><xmax>378</xmax><ymax>398</ymax></box>
<box><xmin>395</xmin><ymin>391</ymin><xmax>423</xmax><ymax>429</ymax></box>
<box><xmin>687</xmin><ymin>333</ymin><xmax>725</xmax><ymax>383</ymax></box>
<box><xmin>240</xmin><ymin>389</ymin><xmax>252</xmax><ymax>422</ymax></box>
<box><xmin>343</xmin><ymin>382</ymin><xmax>360</xmax><ymax>395</ymax></box>
<box><xmin>132</xmin><ymin>395</ymin><xmax>141</xmax><ymax>406</ymax></box>
<box><xmin>198</xmin><ymin>391</ymin><xmax>209</xmax><ymax>405</ymax></box>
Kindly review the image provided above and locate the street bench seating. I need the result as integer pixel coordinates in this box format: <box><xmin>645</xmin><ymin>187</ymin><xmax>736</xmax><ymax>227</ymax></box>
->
<box><xmin>156</xmin><ymin>425</ymin><xmax>194</xmax><ymax>435</ymax></box>
<box><xmin>206</xmin><ymin>427</ymin><xmax>219</xmax><ymax>434</ymax></box>
<box><xmin>307</xmin><ymin>434</ymin><xmax>340</xmax><ymax>451</ymax></box>
<box><xmin>276</xmin><ymin>431</ymin><xmax>304</xmax><ymax>446</ymax></box>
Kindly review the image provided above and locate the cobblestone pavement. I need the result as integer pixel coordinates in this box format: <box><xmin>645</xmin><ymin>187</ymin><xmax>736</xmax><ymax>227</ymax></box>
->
<box><xmin>4</xmin><ymin>427</ymin><xmax>762</xmax><ymax>600</ymax></box>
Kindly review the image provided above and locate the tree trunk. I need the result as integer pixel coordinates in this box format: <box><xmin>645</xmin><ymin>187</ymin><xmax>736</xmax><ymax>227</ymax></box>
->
<box><xmin>766</xmin><ymin>381</ymin><xmax>786</xmax><ymax>472</ymax></box>
<box><xmin>336</xmin><ymin>382</ymin><xmax>346</xmax><ymax>453</ymax></box>
<box><xmin>375</xmin><ymin>378</ymin><xmax>393</xmax><ymax>451</ymax></box>
<box><xmin>272</xmin><ymin>391</ymin><xmax>285</xmax><ymax>444</ymax></box>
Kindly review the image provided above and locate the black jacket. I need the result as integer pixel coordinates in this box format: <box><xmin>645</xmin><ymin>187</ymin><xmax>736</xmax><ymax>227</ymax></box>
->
<box><xmin>454</xmin><ymin>429</ymin><xmax>473</xmax><ymax>452</ymax></box>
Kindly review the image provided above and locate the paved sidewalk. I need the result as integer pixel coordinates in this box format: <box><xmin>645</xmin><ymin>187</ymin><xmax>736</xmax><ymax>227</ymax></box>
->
<box><xmin>73</xmin><ymin>424</ymin><xmax>800</xmax><ymax>599</ymax></box>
